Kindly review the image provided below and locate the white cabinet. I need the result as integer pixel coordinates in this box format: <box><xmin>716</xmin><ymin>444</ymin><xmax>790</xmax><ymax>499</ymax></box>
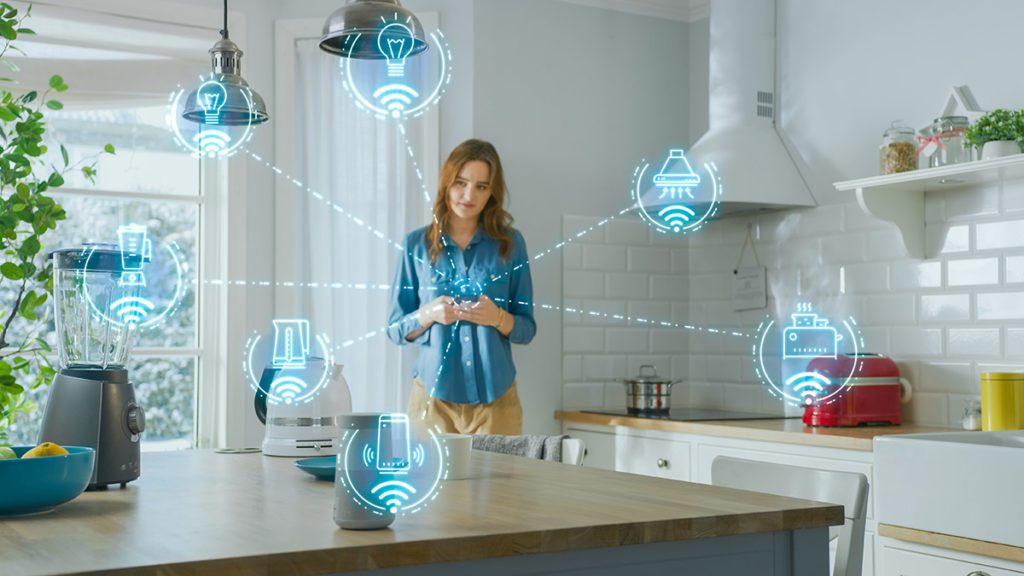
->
<box><xmin>565</xmin><ymin>427</ymin><xmax>615</xmax><ymax>471</ymax></box>
<box><xmin>881</xmin><ymin>541</ymin><xmax>1024</xmax><ymax>576</ymax></box>
<box><xmin>615</xmin><ymin>432</ymin><xmax>691</xmax><ymax>481</ymax></box>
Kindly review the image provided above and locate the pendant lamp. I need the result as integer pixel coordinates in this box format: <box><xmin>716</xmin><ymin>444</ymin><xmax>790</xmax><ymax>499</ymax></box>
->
<box><xmin>182</xmin><ymin>0</ymin><xmax>269</xmax><ymax>126</ymax></box>
<box><xmin>318</xmin><ymin>0</ymin><xmax>428</xmax><ymax>59</ymax></box>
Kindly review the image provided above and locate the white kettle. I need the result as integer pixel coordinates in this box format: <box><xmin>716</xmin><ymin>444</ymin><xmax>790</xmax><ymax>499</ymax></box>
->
<box><xmin>254</xmin><ymin>361</ymin><xmax>352</xmax><ymax>457</ymax></box>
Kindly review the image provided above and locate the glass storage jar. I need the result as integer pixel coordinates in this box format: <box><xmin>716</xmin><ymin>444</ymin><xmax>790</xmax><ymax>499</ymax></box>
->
<box><xmin>879</xmin><ymin>121</ymin><xmax>918</xmax><ymax>175</ymax></box>
<box><xmin>925</xmin><ymin>115</ymin><xmax>970</xmax><ymax>167</ymax></box>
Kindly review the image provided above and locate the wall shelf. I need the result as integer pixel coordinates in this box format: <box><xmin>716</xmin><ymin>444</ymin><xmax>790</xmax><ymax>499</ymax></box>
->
<box><xmin>833</xmin><ymin>153</ymin><xmax>1024</xmax><ymax>259</ymax></box>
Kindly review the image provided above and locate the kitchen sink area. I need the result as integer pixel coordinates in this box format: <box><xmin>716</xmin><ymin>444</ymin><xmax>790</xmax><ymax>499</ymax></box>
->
<box><xmin>875</xmin><ymin>431</ymin><xmax>1024</xmax><ymax>549</ymax></box>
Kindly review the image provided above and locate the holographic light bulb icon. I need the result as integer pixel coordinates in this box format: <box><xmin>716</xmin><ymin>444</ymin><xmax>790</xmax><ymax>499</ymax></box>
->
<box><xmin>196</xmin><ymin>80</ymin><xmax>227</xmax><ymax>125</ymax></box>
<box><xmin>377</xmin><ymin>23</ymin><xmax>416</xmax><ymax>78</ymax></box>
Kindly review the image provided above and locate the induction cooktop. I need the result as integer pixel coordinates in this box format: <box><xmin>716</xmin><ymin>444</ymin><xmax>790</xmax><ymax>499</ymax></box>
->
<box><xmin>582</xmin><ymin>408</ymin><xmax>797</xmax><ymax>422</ymax></box>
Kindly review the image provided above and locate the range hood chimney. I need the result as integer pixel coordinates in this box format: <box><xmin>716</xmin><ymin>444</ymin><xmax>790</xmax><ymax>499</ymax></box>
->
<box><xmin>688</xmin><ymin>0</ymin><xmax>817</xmax><ymax>213</ymax></box>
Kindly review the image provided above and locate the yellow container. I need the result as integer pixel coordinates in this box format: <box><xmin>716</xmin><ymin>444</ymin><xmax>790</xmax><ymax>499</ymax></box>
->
<box><xmin>980</xmin><ymin>372</ymin><xmax>1023</xmax><ymax>431</ymax></box>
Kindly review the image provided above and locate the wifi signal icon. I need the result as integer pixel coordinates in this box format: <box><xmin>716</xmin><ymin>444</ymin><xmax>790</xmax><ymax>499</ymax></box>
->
<box><xmin>785</xmin><ymin>372</ymin><xmax>831</xmax><ymax>405</ymax></box>
<box><xmin>270</xmin><ymin>376</ymin><xmax>308</xmax><ymax>405</ymax></box>
<box><xmin>411</xmin><ymin>444</ymin><xmax>425</xmax><ymax>467</ymax></box>
<box><xmin>109</xmin><ymin>296</ymin><xmax>155</xmax><ymax>329</ymax></box>
<box><xmin>362</xmin><ymin>444</ymin><xmax>377</xmax><ymax>468</ymax></box>
<box><xmin>372</xmin><ymin>83</ymin><xmax>420</xmax><ymax>119</ymax></box>
<box><xmin>371</xmin><ymin>479</ymin><xmax>417</xmax><ymax>514</ymax></box>
<box><xmin>192</xmin><ymin>128</ymin><xmax>232</xmax><ymax>157</ymax></box>
<box><xmin>657</xmin><ymin>204</ymin><xmax>697</xmax><ymax>232</ymax></box>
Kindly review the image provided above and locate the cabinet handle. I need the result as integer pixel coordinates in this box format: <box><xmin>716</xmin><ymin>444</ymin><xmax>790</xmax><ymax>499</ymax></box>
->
<box><xmin>967</xmin><ymin>572</ymin><xmax>991</xmax><ymax>576</ymax></box>
<box><xmin>656</xmin><ymin>458</ymin><xmax>669</xmax><ymax>469</ymax></box>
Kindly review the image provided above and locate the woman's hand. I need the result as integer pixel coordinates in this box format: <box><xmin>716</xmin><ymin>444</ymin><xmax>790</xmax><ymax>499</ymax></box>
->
<box><xmin>456</xmin><ymin>295</ymin><xmax>503</xmax><ymax>328</ymax></box>
<box><xmin>417</xmin><ymin>296</ymin><xmax>459</xmax><ymax>328</ymax></box>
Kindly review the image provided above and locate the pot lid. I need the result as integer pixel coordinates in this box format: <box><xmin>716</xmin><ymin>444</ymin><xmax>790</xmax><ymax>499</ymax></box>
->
<box><xmin>626</xmin><ymin>364</ymin><xmax>674</xmax><ymax>384</ymax></box>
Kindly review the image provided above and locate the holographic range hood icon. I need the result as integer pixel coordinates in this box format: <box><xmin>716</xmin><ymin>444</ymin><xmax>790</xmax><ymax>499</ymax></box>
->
<box><xmin>653</xmin><ymin>149</ymin><xmax>701</xmax><ymax>199</ymax></box>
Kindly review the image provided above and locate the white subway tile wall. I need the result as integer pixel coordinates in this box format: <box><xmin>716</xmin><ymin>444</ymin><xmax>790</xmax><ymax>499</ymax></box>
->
<box><xmin>562</xmin><ymin>179</ymin><xmax>1024</xmax><ymax>425</ymax></box>
<box><xmin>561</xmin><ymin>216</ymin><xmax>693</xmax><ymax>411</ymax></box>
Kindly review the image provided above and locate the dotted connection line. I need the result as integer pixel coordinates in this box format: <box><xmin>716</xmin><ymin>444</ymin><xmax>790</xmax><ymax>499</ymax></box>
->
<box><xmin>337</xmin><ymin>297</ymin><xmax>750</xmax><ymax>353</ymax></box>
<box><xmin>245</xmin><ymin>149</ymin><xmax>449</xmax><ymax>280</ymax></box>
<box><xmin>495</xmin><ymin>297</ymin><xmax>750</xmax><ymax>339</ymax></box>
<box><xmin>195</xmin><ymin>279</ymin><xmax>434</xmax><ymax>292</ymax></box>
<box><xmin>398</xmin><ymin>127</ymin><xmax>458</xmax><ymax>273</ymax></box>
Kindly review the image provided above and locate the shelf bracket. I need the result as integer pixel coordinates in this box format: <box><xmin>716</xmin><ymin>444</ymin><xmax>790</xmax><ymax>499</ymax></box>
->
<box><xmin>856</xmin><ymin>187</ymin><xmax>926</xmax><ymax>259</ymax></box>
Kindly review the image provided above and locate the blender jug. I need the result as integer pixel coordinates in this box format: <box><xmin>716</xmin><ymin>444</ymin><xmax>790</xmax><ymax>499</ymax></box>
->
<box><xmin>41</xmin><ymin>244</ymin><xmax>147</xmax><ymax>489</ymax></box>
<box><xmin>52</xmin><ymin>244</ymin><xmax>139</xmax><ymax>369</ymax></box>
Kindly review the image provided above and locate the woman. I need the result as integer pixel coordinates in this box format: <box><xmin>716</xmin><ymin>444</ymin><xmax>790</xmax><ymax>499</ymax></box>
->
<box><xmin>386</xmin><ymin>139</ymin><xmax>535</xmax><ymax>435</ymax></box>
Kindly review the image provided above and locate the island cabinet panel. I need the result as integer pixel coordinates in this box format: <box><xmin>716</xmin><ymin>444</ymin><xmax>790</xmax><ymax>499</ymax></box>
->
<box><xmin>561</xmin><ymin>421</ymin><xmax>878</xmax><ymax>576</ymax></box>
<box><xmin>338</xmin><ymin>529</ymin><xmax>830</xmax><ymax>576</ymax></box>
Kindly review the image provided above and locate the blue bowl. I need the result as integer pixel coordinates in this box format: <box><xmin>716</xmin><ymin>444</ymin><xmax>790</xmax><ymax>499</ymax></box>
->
<box><xmin>0</xmin><ymin>446</ymin><xmax>95</xmax><ymax>515</ymax></box>
<box><xmin>295</xmin><ymin>456</ymin><xmax>336</xmax><ymax>480</ymax></box>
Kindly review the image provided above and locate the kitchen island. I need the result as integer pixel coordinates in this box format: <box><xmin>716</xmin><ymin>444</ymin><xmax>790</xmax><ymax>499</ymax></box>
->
<box><xmin>0</xmin><ymin>449</ymin><xmax>842</xmax><ymax>576</ymax></box>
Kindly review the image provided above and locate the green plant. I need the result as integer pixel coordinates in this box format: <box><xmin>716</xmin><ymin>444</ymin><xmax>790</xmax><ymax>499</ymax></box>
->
<box><xmin>964</xmin><ymin>108</ymin><xmax>1024</xmax><ymax>148</ymax></box>
<box><xmin>0</xmin><ymin>3</ymin><xmax>114</xmax><ymax>442</ymax></box>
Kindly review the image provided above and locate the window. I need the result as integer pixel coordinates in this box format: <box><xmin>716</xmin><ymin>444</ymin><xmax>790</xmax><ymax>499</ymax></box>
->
<box><xmin>7</xmin><ymin>105</ymin><xmax>201</xmax><ymax>451</ymax></box>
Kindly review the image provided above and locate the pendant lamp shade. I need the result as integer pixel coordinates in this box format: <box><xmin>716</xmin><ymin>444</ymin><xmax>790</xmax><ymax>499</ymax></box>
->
<box><xmin>319</xmin><ymin>0</ymin><xmax>429</xmax><ymax>59</ymax></box>
<box><xmin>182</xmin><ymin>2</ymin><xmax>269</xmax><ymax>126</ymax></box>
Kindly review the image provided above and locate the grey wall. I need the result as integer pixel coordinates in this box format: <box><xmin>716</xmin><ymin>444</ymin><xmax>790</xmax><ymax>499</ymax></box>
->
<box><xmin>472</xmin><ymin>0</ymin><xmax>690</xmax><ymax>433</ymax></box>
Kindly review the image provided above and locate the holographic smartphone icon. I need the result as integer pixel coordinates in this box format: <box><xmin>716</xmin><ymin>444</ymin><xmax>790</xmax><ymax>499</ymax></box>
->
<box><xmin>376</xmin><ymin>413</ymin><xmax>411</xmax><ymax>474</ymax></box>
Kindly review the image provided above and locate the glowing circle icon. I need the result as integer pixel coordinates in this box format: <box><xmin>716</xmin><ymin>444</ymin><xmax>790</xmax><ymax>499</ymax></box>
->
<box><xmin>752</xmin><ymin>303</ymin><xmax>866</xmax><ymax>408</ymax></box>
<box><xmin>338</xmin><ymin>414</ymin><xmax>447</xmax><ymax>517</ymax></box>
<box><xmin>167</xmin><ymin>74</ymin><xmax>256</xmax><ymax>159</ymax></box>
<box><xmin>244</xmin><ymin>319</ymin><xmax>335</xmax><ymax>406</ymax></box>
<box><xmin>340</xmin><ymin>20</ymin><xmax>452</xmax><ymax>121</ymax></box>
<box><xmin>84</xmin><ymin>225</ymin><xmax>188</xmax><ymax>332</ymax></box>
<box><xmin>631</xmin><ymin>148</ymin><xmax>722</xmax><ymax>236</ymax></box>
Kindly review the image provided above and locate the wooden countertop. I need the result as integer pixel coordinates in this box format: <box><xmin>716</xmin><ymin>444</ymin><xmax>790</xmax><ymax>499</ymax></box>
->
<box><xmin>0</xmin><ymin>449</ymin><xmax>843</xmax><ymax>576</ymax></box>
<box><xmin>556</xmin><ymin>410</ymin><xmax>955</xmax><ymax>451</ymax></box>
<box><xmin>880</xmin><ymin>524</ymin><xmax>1024</xmax><ymax>564</ymax></box>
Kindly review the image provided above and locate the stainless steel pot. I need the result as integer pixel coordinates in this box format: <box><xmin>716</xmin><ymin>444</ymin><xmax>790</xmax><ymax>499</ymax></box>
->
<box><xmin>618</xmin><ymin>365</ymin><xmax>682</xmax><ymax>414</ymax></box>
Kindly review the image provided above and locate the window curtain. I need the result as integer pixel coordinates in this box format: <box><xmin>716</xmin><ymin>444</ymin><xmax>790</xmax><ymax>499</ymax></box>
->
<box><xmin>293</xmin><ymin>38</ymin><xmax>427</xmax><ymax>413</ymax></box>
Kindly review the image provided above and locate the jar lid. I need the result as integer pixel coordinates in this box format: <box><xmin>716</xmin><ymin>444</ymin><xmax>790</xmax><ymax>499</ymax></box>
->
<box><xmin>883</xmin><ymin>121</ymin><xmax>915</xmax><ymax>137</ymax></box>
<box><xmin>980</xmin><ymin>372</ymin><xmax>1024</xmax><ymax>381</ymax></box>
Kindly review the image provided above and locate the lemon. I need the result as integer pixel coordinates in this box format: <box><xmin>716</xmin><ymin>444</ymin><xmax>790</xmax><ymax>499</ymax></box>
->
<box><xmin>22</xmin><ymin>442</ymin><xmax>68</xmax><ymax>458</ymax></box>
<box><xmin>0</xmin><ymin>446</ymin><xmax>16</xmax><ymax>459</ymax></box>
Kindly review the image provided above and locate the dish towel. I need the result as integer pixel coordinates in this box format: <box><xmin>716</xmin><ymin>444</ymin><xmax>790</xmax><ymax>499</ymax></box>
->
<box><xmin>471</xmin><ymin>434</ymin><xmax>568</xmax><ymax>462</ymax></box>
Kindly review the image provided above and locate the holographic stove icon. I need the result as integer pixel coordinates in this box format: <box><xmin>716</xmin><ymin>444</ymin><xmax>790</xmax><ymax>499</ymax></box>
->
<box><xmin>782</xmin><ymin>313</ymin><xmax>843</xmax><ymax>359</ymax></box>
<box><xmin>654</xmin><ymin>149</ymin><xmax>701</xmax><ymax>200</ymax></box>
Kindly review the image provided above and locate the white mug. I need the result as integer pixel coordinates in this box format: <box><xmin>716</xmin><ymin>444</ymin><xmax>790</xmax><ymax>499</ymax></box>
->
<box><xmin>440</xmin><ymin>433</ymin><xmax>473</xmax><ymax>480</ymax></box>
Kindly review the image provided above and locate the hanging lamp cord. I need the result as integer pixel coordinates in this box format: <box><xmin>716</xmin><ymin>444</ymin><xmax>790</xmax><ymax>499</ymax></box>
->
<box><xmin>220</xmin><ymin>0</ymin><xmax>229</xmax><ymax>38</ymax></box>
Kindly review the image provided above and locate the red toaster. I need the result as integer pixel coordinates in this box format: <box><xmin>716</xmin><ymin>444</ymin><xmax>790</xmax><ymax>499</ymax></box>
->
<box><xmin>802</xmin><ymin>353</ymin><xmax>912</xmax><ymax>427</ymax></box>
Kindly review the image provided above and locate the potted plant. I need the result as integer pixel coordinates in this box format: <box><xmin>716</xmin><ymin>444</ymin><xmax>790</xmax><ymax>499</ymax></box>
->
<box><xmin>964</xmin><ymin>108</ymin><xmax>1024</xmax><ymax>160</ymax></box>
<box><xmin>0</xmin><ymin>3</ymin><xmax>113</xmax><ymax>443</ymax></box>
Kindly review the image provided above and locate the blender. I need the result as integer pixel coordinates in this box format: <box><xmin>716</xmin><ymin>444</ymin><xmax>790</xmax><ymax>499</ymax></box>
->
<box><xmin>39</xmin><ymin>244</ymin><xmax>146</xmax><ymax>490</ymax></box>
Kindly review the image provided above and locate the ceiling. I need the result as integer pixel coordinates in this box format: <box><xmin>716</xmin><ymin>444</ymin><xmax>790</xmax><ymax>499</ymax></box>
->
<box><xmin>557</xmin><ymin>0</ymin><xmax>709</xmax><ymax>23</ymax></box>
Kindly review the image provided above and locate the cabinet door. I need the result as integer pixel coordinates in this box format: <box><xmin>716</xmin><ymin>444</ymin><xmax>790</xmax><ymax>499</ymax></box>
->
<box><xmin>883</xmin><ymin>546</ymin><xmax>1024</xmax><ymax>576</ymax></box>
<box><xmin>565</xmin><ymin>428</ymin><xmax>615</xmax><ymax>471</ymax></box>
<box><xmin>616</xmin><ymin>433</ymin><xmax>691</xmax><ymax>481</ymax></box>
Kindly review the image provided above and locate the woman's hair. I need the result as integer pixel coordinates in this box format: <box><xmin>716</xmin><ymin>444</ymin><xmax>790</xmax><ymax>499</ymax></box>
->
<box><xmin>426</xmin><ymin>139</ymin><xmax>514</xmax><ymax>263</ymax></box>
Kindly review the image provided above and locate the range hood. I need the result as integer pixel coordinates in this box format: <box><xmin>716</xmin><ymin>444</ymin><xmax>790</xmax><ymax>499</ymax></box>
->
<box><xmin>688</xmin><ymin>0</ymin><xmax>817</xmax><ymax>214</ymax></box>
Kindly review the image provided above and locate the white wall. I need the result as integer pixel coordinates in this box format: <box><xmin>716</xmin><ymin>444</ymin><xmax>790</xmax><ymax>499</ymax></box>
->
<box><xmin>472</xmin><ymin>0</ymin><xmax>690</xmax><ymax>433</ymax></box>
<box><xmin>678</xmin><ymin>0</ymin><xmax>1024</xmax><ymax>426</ymax></box>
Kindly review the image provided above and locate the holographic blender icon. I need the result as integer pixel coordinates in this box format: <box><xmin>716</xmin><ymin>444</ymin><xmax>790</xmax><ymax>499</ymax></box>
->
<box><xmin>117</xmin><ymin>225</ymin><xmax>152</xmax><ymax>287</ymax></box>
<box><xmin>653</xmin><ymin>149</ymin><xmax>701</xmax><ymax>232</ymax></box>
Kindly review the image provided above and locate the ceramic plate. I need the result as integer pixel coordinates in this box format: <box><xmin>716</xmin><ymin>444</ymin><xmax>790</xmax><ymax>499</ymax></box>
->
<box><xmin>294</xmin><ymin>456</ymin><xmax>336</xmax><ymax>480</ymax></box>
